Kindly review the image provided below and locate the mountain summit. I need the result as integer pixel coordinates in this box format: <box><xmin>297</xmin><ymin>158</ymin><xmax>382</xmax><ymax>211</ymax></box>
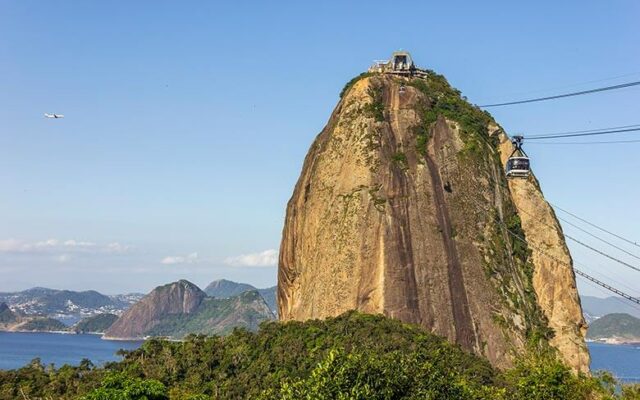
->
<box><xmin>105</xmin><ymin>280</ymin><xmax>206</xmax><ymax>339</ymax></box>
<box><xmin>278</xmin><ymin>53</ymin><xmax>589</xmax><ymax>372</ymax></box>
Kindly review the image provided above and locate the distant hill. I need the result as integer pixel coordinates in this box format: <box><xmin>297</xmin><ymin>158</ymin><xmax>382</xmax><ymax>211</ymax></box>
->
<box><xmin>18</xmin><ymin>317</ymin><xmax>67</xmax><ymax>332</ymax></box>
<box><xmin>0</xmin><ymin>303</ymin><xmax>17</xmax><ymax>324</ymax></box>
<box><xmin>257</xmin><ymin>286</ymin><xmax>277</xmax><ymax>315</ymax></box>
<box><xmin>74</xmin><ymin>313</ymin><xmax>118</xmax><ymax>334</ymax></box>
<box><xmin>580</xmin><ymin>296</ymin><xmax>640</xmax><ymax>322</ymax></box>
<box><xmin>204</xmin><ymin>279</ymin><xmax>256</xmax><ymax>298</ymax></box>
<box><xmin>587</xmin><ymin>313</ymin><xmax>640</xmax><ymax>343</ymax></box>
<box><xmin>204</xmin><ymin>279</ymin><xmax>277</xmax><ymax>316</ymax></box>
<box><xmin>105</xmin><ymin>280</ymin><xmax>274</xmax><ymax>340</ymax></box>
<box><xmin>0</xmin><ymin>287</ymin><xmax>143</xmax><ymax>325</ymax></box>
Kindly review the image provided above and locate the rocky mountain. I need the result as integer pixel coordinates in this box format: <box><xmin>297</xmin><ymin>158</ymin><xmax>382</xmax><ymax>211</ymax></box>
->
<box><xmin>0</xmin><ymin>288</ymin><xmax>143</xmax><ymax>325</ymax></box>
<box><xmin>146</xmin><ymin>290</ymin><xmax>274</xmax><ymax>337</ymax></box>
<box><xmin>581</xmin><ymin>296</ymin><xmax>640</xmax><ymax>322</ymax></box>
<box><xmin>105</xmin><ymin>280</ymin><xmax>206</xmax><ymax>339</ymax></box>
<box><xmin>587</xmin><ymin>313</ymin><xmax>640</xmax><ymax>344</ymax></box>
<box><xmin>278</xmin><ymin>66</ymin><xmax>588</xmax><ymax>372</ymax></box>
<box><xmin>204</xmin><ymin>279</ymin><xmax>277</xmax><ymax>315</ymax></box>
<box><xmin>105</xmin><ymin>280</ymin><xmax>274</xmax><ymax>339</ymax></box>
<box><xmin>74</xmin><ymin>313</ymin><xmax>118</xmax><ymax>334</ymax></box>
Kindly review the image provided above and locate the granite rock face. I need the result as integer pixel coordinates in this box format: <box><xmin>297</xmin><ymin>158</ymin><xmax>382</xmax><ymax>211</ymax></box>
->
<box><xmin>104</xmin><ymin>280</ymin><xmax>206</xmax><ymax>339</ymax></box>
<box><xmin>278</xmin><ymin>73</ymin><xmax>588</xmax><ymax>372</ymax></box>
<box><xmin>496</xmin><ymin>129</ymin><xmax>590</xmax><ymax>372</ymax></box>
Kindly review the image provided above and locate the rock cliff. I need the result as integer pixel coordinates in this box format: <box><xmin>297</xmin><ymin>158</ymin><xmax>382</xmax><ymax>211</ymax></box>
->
<box><xmin>105</xmin><ymin>280</ymin><xmax>206</xmax><ymax>339</ymax></box>
<box><xmin>278</xmin><ymin>71</ymin><xmax>589</xmax><ymax>371</ymax></box>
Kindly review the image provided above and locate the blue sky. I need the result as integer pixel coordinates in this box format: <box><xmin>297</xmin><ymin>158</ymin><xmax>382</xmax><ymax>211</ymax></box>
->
<box><xmin>1</xmin><ymin>1</ymin><xmax>639</xmax><ymax>296</ymax></box>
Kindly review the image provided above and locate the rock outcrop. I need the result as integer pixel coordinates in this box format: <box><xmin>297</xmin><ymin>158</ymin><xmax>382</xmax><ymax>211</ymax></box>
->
<box><xmin>105</xmin><ymin>280</ymin><xmax>206</xmax><ymax>339</ymax></box>
<box><xmin>104</xmin><ymin>281</ymin><xmax>275</xmax><ymax>339</ymax></box>
<box><xmin>278</xmin><ymin>71</ymin><xmax>589</xmax><ymax>371</ymax></box>
<box><xmin>146</xmin><ymin>290</ymin><xmax>275</xmax><ymax>338</ymax></box>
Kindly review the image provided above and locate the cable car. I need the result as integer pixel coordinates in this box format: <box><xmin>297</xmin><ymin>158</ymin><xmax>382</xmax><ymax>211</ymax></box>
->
<box><xmin>506</xmin><ymin>135</ymin><xmax>530</xmax><ymax>178</ymax></box>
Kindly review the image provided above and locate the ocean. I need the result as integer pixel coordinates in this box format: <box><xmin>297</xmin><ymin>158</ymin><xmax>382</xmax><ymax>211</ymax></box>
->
<box><xmin>0</xmin><ymin>332</ymin><xmax>141</xmax><ymax>370</ymax></box>
<box><xmin>589</xmin><ymin>342</ymin><xmax>640</xmax><ymax>382</ymax></box>
<box><xmin>0</xmin><ymin>332</ymin><xmax>638</xmax><ymax>382</ymax></box>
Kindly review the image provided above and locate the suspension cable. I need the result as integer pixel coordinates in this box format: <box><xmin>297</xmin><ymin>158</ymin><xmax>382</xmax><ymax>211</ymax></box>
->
<box><xmin>525</xmin><ymin>126</ymin><xmax>640</xmax><ymax>140</ymax></box>
<box><xmin>527</xmin><ymin>123</ymin><xmax>640</xmax><ymax>137</ymax></box>
<box><xmin>504</xmin><ymin>228</ymin><xmax>640</xmax><ymax>306</ymax></box>
<box><xmin>557</xmin><ymin>216</ymin><xmax>640</xmax><ymax>261</ymax></box>
<box><xmin>551</xmin><ymin>203</ymin><xmax>640</xmax><ymax>249</ymax></box>
<box><xmin>564</xmin><ymin>234</ymin><xmax>640</xmax><ymax>273</ymax></box>
<box><xmin>479</xmin><ymin>80</ymin><xmax>640</xmax><ymax>108</ymax></box>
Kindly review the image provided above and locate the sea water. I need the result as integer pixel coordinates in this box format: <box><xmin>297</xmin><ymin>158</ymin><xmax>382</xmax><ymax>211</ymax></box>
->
<box><xmin>589</xmin><ymin>342</ymin><xmax>640</xmax><ymax>383</ymax></box>
<box><xmin>0</xmin><ymin>331</ymin><xmax>141</xmax><ymax>370</ymax></box>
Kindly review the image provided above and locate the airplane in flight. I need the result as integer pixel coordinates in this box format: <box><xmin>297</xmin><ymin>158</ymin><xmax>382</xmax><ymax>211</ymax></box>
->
<box><xmin>44</xmin><ymin>113</ymin><xmax>64</xmax><ymax>119</ymax></box>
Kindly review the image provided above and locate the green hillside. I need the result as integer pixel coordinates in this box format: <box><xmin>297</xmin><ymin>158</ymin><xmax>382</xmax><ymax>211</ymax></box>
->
<box><xmin>19</xmin><ymin>317</ymin><xmax>67</xmax><ymax>332</ymax></box>
<box><xmin>587</xmin><ymin>313</ymin><xmax>640</xmax><ymax>342</ymax></box>
<box><xmin>74</xmin><ymin>313</ymin><xmax>118</xmax><ymax>334</ymax></box>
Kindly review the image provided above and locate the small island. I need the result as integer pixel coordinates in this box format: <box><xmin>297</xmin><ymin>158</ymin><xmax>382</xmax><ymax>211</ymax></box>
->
<box><xmin>587</xmin><ymin>313</ymin><xmax>640</xmax><ymax>345</ymax></box>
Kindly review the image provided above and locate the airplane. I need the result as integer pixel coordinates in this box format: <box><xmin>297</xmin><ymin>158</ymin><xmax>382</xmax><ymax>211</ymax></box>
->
<box><xmin>44</xmin><ymin>113</ymin><xmax>64</xmax><ymax>119</ymax></box>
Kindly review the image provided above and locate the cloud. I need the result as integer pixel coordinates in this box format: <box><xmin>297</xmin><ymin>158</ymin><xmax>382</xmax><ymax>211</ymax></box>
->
<box><xmin>224</xmin><ymin>249</ymin><xmax>278</xmax><ymax>267</ymax></box>
<box><xmin>0</xmin><ymin>238</ymin><xmax>133</xmax><ymax>255</ymax></box>
<box><xmin>161</xmin><ymin>252</ymin><xmax>199</xmax><ymax>265</ymax></box>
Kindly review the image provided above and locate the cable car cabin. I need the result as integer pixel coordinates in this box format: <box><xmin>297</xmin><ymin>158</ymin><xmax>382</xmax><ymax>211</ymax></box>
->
<box><xmin>506</xmin><ymin>156</ymin><xmax>530</xmax><ymax>178</ymax></box>
<box><xmin>505</xmin><ymin>135</ymin><xmax>530</xmax><ymax>178</ymax></box>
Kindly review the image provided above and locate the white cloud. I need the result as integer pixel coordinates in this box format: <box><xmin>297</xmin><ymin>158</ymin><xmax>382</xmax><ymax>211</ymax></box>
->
<box><xmin>161</xmin><ymin>252</ymin><xmax>199</xmax><ymax>265</ymax></box>
<box><xmin>224</xmin><ymin>249</ymin><xmax>278</xmax><ymax>267</ymax></box>
<box><xmin>0</xmin><ymin>238</ymin><xmax>133</xmax><ymax>255</ymax></box>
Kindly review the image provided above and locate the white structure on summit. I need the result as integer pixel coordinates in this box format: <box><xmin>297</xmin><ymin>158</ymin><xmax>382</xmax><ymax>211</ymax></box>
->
<box><xmin>369</xmin><ymin>51</ymin><xmax>427</xmax><ymax>76</ymax></box>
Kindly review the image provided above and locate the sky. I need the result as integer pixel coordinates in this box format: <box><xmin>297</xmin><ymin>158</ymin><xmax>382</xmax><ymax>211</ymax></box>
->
<box><xmin>0</xmin><ymin>1</ymin><xmax>639</xmax><ymax>297</ymax></box>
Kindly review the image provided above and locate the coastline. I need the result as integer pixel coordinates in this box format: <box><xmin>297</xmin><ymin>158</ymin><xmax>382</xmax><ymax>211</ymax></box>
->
<box><xmin>587</xmin><ymin>338</ymin><xmax>640</xmax><ymax>346</ymax></box>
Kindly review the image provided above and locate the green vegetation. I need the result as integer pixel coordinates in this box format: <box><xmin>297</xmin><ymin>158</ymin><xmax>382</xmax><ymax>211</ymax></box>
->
<box><xmin>587</xmin><ymin>313</ymin><xmax>640</xmax><ymax>341</ymax></box>
<box><xmin>19</xmin><ymin>317</ymin><xmax>67</xmax><ymax>332</ymax></box>
<box><xmin>363</xmin><ymin>84</ymin><xmax>385</xmax><ymax>122</ymax></box>
<box><xmin>1</xmin><ymin>312</ymin><xmax>639</xmax><ymax>399</ymax></box>
<box><xmin>408</xmin><ymin>71</ymin><xmax>495</xmax><ymax>158</ymax></box>
<box><xmin>80</xmin><ymin>372</ymin><xmax>167</xmax><ymax>400</ymax></box>
<box><xmin>391</xmin><ymin>151</ymin><xmax>408</xmax><ymax>170</ymax></box>
<box><xmin>75</xmin><ymin>313</ymin><xmax>118</xmax><ymax>334</ymax></box>
<box><xmin>412</xmin><ymin>123</ymin><xmax>430</xmax><ymax>158</ymax></box>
